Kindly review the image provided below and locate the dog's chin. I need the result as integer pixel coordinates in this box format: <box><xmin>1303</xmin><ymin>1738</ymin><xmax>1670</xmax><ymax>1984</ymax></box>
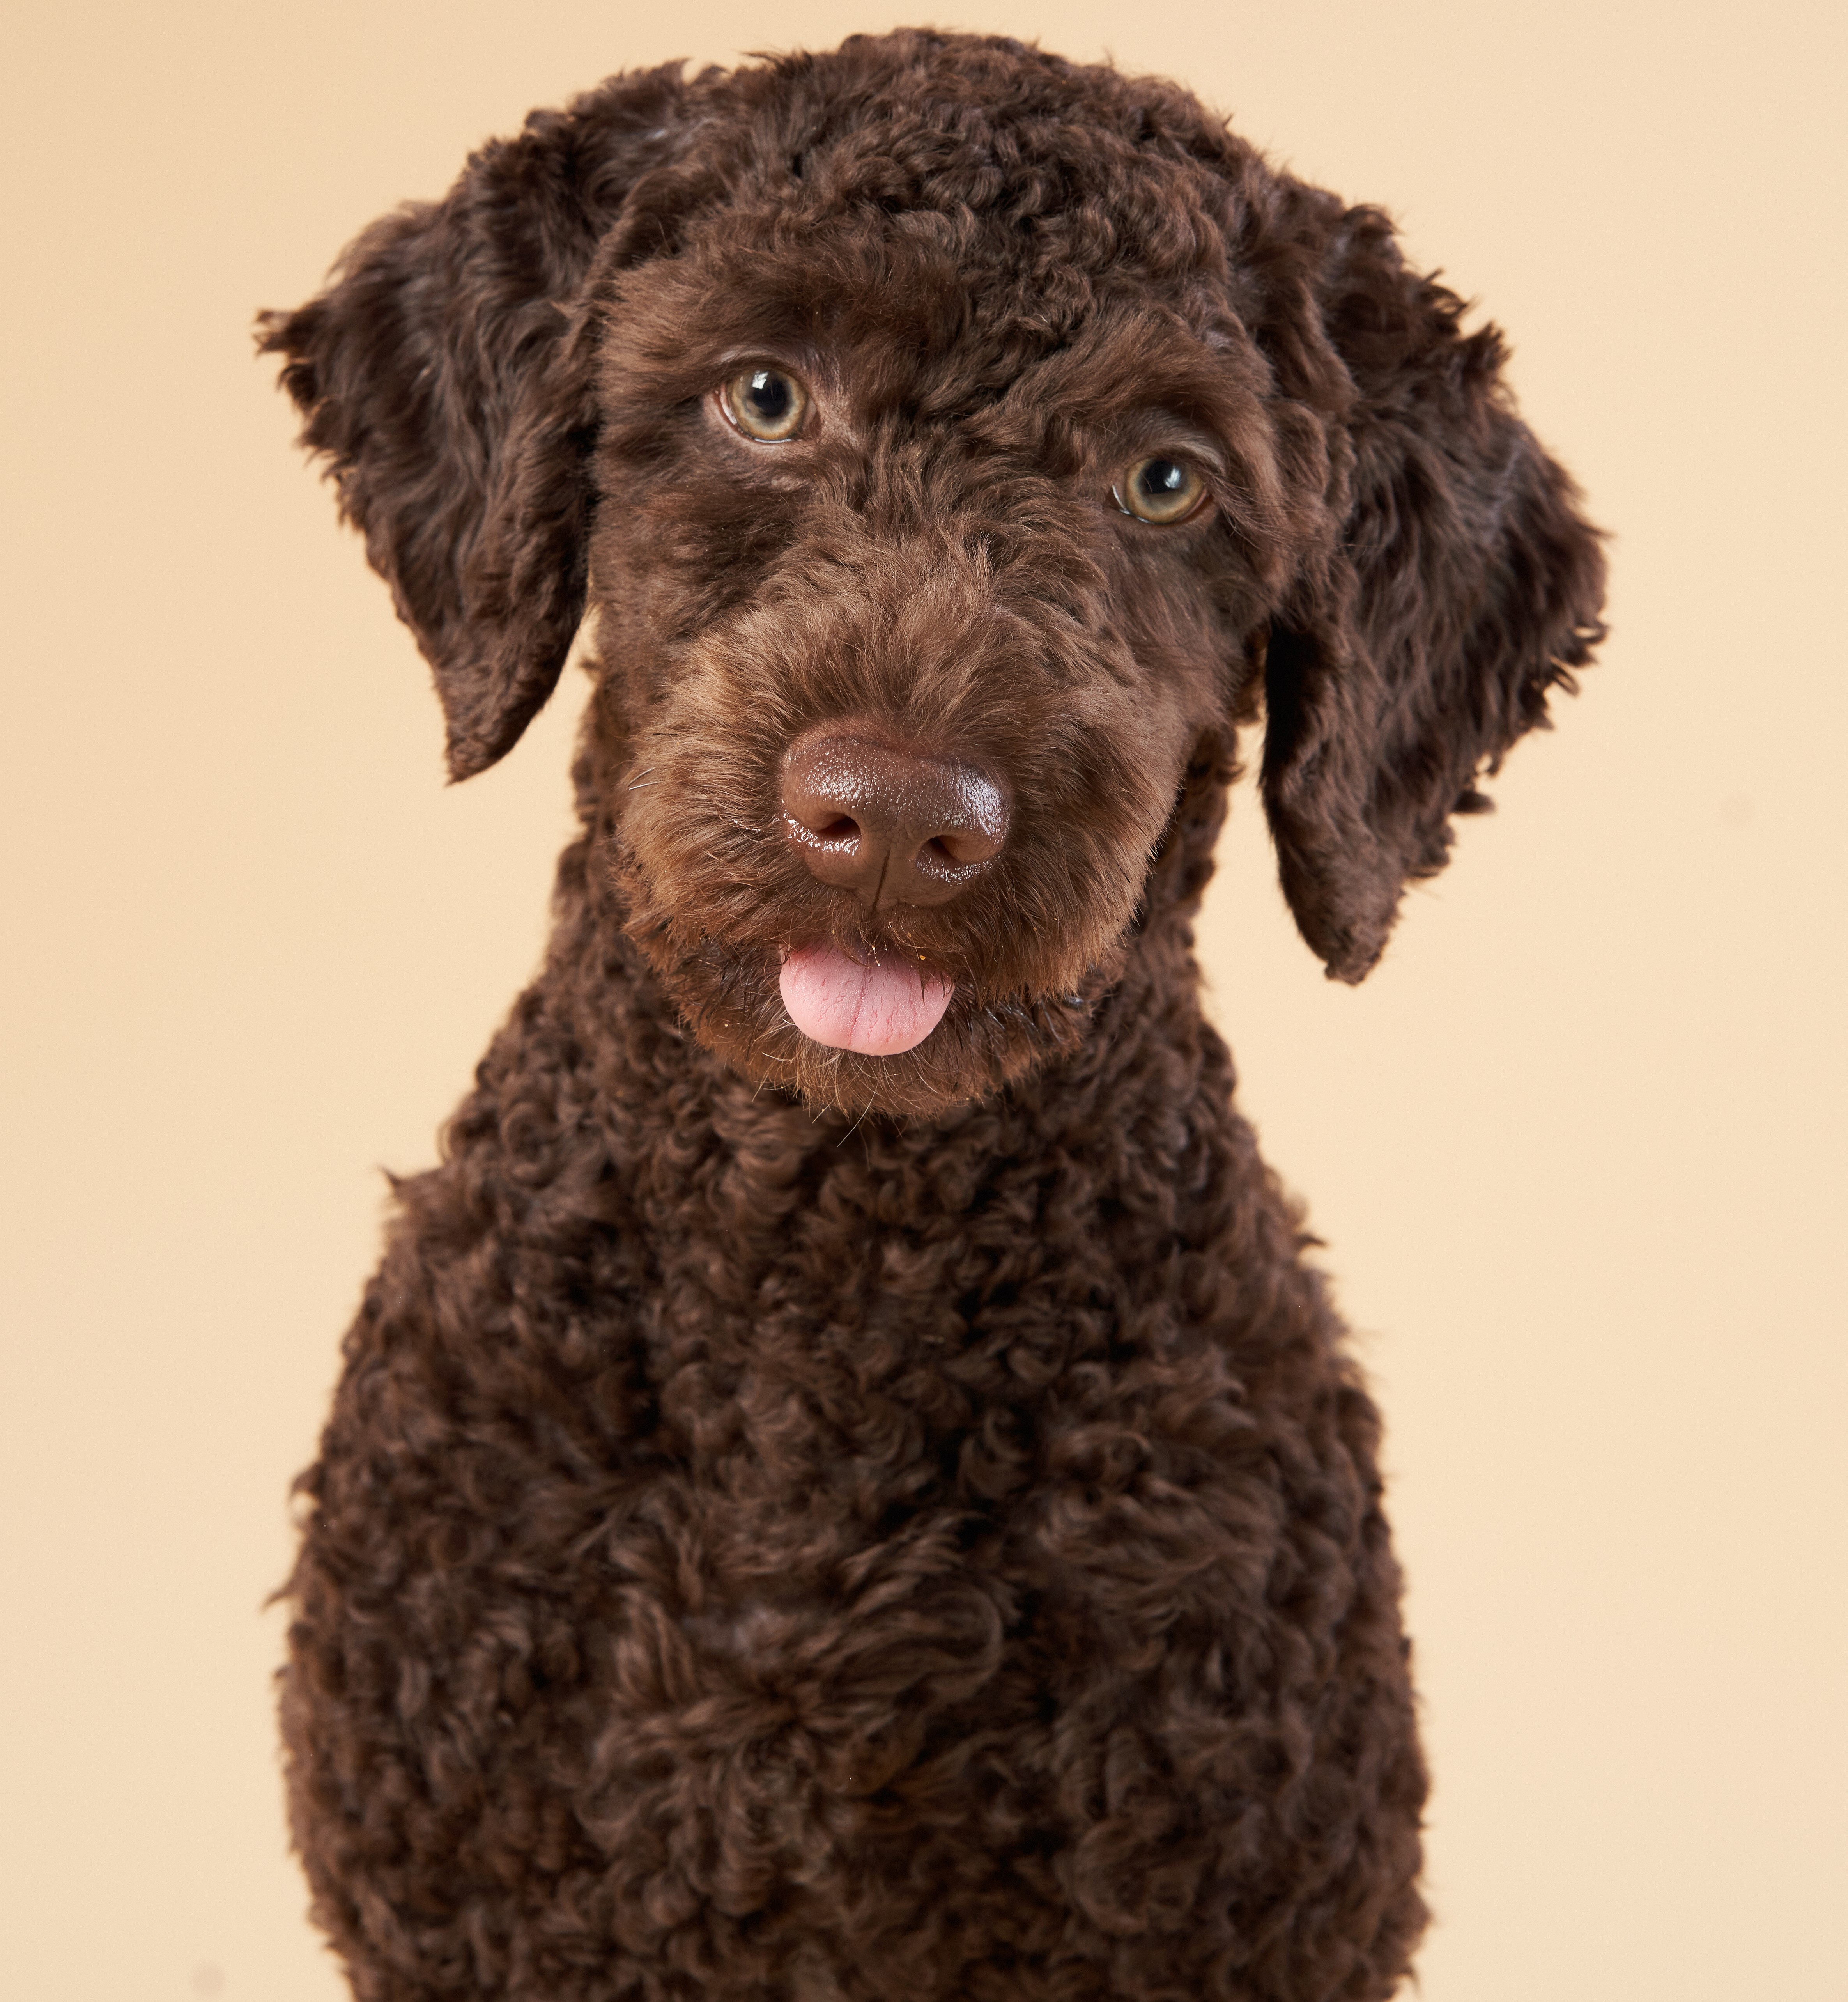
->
<box><xmin>633</xmin><ymin>932</ymin><xmax>1116</xmax><ymax>1121</ymax></box>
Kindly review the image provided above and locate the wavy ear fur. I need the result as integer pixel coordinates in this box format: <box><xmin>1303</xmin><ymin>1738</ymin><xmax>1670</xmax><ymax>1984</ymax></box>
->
<box><xmin>1255</xmin><ymin>191</ymin><xmax>1607</xmax><ymax>982</ymax></box>
<box><xmin>258</xmin><ymin>66</ymin><xmax>705</xmax><ymax>779</ymax></box>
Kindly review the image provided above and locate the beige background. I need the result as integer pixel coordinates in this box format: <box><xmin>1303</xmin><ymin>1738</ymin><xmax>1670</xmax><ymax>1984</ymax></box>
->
<box><xmin>3</xmin><ymin>1</ymin><xmax>1843</xmax><ymax>1996</ymax></box>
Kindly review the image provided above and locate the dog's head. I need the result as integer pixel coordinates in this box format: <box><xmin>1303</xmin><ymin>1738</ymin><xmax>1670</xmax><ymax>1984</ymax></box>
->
<box><xmin>262</xmin><ymin>31</ymin><xmax>1604</xmax><ymax>1119</ymax></box>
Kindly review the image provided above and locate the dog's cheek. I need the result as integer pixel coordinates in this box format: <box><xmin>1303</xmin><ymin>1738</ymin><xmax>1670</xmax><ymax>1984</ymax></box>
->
<box><xmin>1087</xmin><ymin>543</ymin><xmax>1260</xmax><ymax>811</ymax></box>
<box><xmin>592</xmin><ymin>432</ymin><xmax>812</xmax><ymax>650</ymax></box>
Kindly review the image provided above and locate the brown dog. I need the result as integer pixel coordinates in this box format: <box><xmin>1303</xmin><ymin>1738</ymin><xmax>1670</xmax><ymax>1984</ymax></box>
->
<box><xmin>262</xmin><ymin>30</ymin><xmax>1603</xmax><ymax>2000</ymax></box>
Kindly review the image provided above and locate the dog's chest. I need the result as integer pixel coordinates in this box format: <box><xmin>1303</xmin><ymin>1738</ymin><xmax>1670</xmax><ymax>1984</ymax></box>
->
<box><xmin>563</xmin><ymin>1082</ymin><xmax>1292</xmax><ymax>1817</ymax></box>
<box><xmin>300</xmin><ymin>1001</ymin><xmax>1407</xmax><ymax>1977</ymax></box>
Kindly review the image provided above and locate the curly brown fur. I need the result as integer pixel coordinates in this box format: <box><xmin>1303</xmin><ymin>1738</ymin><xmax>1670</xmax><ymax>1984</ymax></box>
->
<box><xmin>260</xmin><ymin>29</ymin><xmax>1604</xmax><ymax>2001</ymax></box>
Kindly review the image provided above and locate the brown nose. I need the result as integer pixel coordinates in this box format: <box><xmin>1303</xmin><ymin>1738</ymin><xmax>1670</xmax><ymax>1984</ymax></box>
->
<box><xmin>779</xmin><ymin>731</ymin><xmax>1008</xmax><ymax>907</ymax></box>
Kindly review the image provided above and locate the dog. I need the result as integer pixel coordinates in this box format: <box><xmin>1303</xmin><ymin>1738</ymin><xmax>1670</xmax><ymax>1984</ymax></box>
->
<box><xmin>261</xmin><ymin>29</ymin><xmax>1604</xmax><ymax>2000</ymax></box>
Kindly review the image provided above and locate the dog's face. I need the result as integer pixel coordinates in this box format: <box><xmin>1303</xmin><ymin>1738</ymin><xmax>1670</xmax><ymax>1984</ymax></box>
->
<box><xmin>262</xmin><ymin>33</ymin><xmax>1604</xmax><ymax>1120</ymax></box>
<box><xmin>589</xmin><ymin>206</ymin><xmax>1301</xmax><ymax>1113</ymax></box>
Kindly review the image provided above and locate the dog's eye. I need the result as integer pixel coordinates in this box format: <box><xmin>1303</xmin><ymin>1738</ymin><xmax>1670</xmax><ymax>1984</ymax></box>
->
<box><xmin>722</xmin><ymin>367</ymin><xmax>809</xmax><ymax>442</ymax></box>
<box><xmin>1116</xmin><ymin>456</ymin><xmax>1208</xmax><ymax>525</ymax></box>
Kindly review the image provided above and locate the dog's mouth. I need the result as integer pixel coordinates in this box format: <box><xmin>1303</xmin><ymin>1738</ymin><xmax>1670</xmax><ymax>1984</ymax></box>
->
<box><xmin>777</xmin><ymin>941</ymin><xmax>956</xmax><ymax>1057</ymax></box>
<box><xmin>616</xmin><ymin>887</ymin><xmax>1112</xmax><ymax>1118</ymax></box>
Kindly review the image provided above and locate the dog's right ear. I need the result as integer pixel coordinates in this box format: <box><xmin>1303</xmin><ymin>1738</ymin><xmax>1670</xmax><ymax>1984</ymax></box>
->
<box><xmin>258</xmin><ymin>66</ymin><xmax>712</xmax><ymax>779</ymax></box>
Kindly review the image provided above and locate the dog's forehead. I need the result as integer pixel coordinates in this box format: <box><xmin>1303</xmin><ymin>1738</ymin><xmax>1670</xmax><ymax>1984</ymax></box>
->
<box><xmin>594</xmin><ymin>53</ymin><xmax>1251</xmax><ymax>378</ymax></box>
<box><xmin>602</xmin><ymin>194</ymin><xmax>1258</xmax><ymax>445</ymax></box>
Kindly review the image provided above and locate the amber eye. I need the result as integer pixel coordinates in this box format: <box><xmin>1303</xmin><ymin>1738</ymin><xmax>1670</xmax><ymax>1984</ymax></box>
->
<box><xmin>1116</xmin><ymin>455</ymin><xmax>1208</xmax><ymax>524</ymax></box>
<box><xmin>721</xmin><ymin>366</ymin><xmax>809</xmax><ymax>441</ymax></box>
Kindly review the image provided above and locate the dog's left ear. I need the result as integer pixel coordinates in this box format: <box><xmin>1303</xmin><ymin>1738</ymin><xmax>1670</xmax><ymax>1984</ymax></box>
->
<box><xmin>1254</xmin><ymin>191</ymin><xmax>1607</xmax><ymax>981</ymax></box>
<box><xmin>259</xmin><ymin>66</ymin><xmax>710</xmax><ymax>779</ymax></box>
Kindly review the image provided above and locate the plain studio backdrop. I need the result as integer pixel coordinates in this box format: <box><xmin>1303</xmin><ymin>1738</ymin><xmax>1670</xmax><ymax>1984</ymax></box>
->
<box><xmin>2</xmin><ymin>2</ymin><xmax>1841</xmax><ymax>1997</ymax></box>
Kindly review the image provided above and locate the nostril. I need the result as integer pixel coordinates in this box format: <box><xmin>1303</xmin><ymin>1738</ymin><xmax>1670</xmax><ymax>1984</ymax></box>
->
<box><xmin>784</xmin><ymin>807</ymin><xmax>862</xmax><ymax>849</ymax></box>
<box><xmin>925</xmin><ymin>831</ymin><xmax>983</xmax><ymax>868</ymax></box>
<box><xmin>919</xmin><ymin>770</ymin><xmax>1008</xmax><ymax>874</ymax></box>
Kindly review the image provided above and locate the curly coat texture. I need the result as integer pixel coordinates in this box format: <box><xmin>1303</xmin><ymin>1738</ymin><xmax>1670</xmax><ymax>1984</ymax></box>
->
<box><xmin>260</xmin><ymin>30</ymin><xmax>1605</xmax><ymax>2001</ymax></box>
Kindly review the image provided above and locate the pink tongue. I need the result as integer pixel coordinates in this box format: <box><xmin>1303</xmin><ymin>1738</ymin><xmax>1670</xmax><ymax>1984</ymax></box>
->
<box><xmin>779</xmin><ymin>943</ymin><xmax>954</xmax><ymax>1056</ymax></box>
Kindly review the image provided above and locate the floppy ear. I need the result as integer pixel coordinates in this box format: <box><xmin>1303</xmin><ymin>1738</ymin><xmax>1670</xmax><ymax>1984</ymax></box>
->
<box><xmin>258</xmin><ymin>66</ymin><xmax>709</xmax><ymax>779</ymax></box>
<box><xmin>1255</xmin><ymin>193</ymin><xmax>1607</xmax><ymax>982</ymax></box>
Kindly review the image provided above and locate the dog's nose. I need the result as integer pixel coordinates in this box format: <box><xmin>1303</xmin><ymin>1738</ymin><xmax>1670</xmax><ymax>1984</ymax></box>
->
<box><xmin>779</xmin><ymin>731</ymin><xmax>1008</xmax><ymax>907</ymax></box>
